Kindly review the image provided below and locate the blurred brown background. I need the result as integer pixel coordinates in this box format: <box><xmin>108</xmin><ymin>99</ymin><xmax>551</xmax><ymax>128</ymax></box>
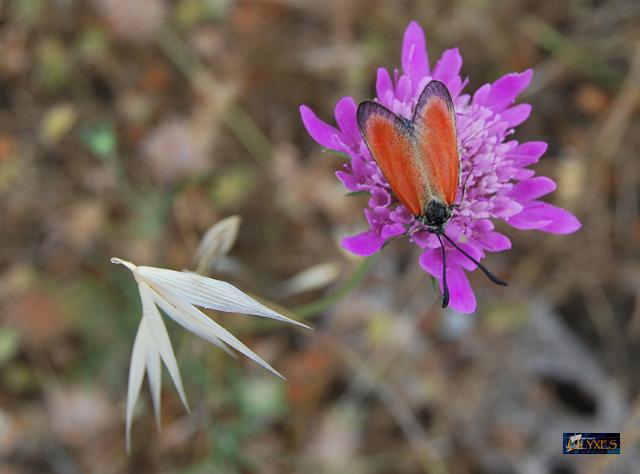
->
<box><xmin>0</xmin><ymin>0</ymin><xmax>639</xmax><ymax>473</ymax></box>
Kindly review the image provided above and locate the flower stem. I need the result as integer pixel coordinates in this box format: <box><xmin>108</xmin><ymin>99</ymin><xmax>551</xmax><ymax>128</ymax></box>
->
<box><xmin>294</xmin><ymin>256</ymin><xmax>376</xmax><ymax>318</ymax></box>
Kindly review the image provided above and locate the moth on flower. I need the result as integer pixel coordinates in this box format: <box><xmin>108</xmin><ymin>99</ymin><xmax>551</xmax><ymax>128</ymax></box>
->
<box><xmin>112</xmin><ymin>219</ymin><xmax>310</xmax><ymax>451</ymax></box>
<box><xmin>300</xmin><ymin>21</ymin><xmax>581</xmax><ymax>313</ymax></box>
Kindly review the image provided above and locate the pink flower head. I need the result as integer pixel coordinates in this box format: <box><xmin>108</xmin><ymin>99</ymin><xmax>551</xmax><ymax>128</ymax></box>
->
<box><xmin>300</xmin><ymin>21</ymin><xmax>581</xmax><ymax>313</ymax></box>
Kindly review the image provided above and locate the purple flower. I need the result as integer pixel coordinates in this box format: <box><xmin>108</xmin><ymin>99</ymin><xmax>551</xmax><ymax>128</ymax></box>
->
<box><xmin>300</xmin><ymin>21</ymin><xmax>581</xmax><ymax>313</ymax></box>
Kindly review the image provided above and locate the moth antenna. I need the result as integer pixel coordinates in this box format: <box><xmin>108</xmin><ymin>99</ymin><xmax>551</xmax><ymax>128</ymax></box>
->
<box><xmin>382</xmin><ymin>225</ymin><xmax>421</xmax><ymax>249</ymax></box>
<box><xmin>382</xmin><ymin>232</ymin><xmax>407</xmax><ymax>249</ymax></box>
<box><xmin>441</xmin><ymin>232</ymin><xmax>508</xmax><ymax>287</ymax></box>
<box><xmin>436</xmin><ymin>233</ymin><xmax>450</xmax><ymax>308</ymax></box>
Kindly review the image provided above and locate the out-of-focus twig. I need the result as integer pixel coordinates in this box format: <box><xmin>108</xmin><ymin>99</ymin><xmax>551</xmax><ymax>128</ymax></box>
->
<box><xmin>320</xmin><ymin>332</ymin><xmax>448</xmax><ymax>474</ymax></box>
<box><xmin>519</xmin><ymin>16</ymin><xmax>624</xmax><ymax>90</ymax></box>
<box><xmin>571</xmin><ymin>42</ymin><xmax>640</xmax><ymax>384</ymax></box>
<box><xmin>589</xmin><ymin>43</ymin><xmax>640</xmax><ymax>246</ymax></box>
<box><xmin>578</xmin><ymin>279</ymin><xmax>630</xmax><ymax>376</ymax></box>
<box><xmin>628</xmin><ymin>285</ymin><xmax>640</xmax><ymax>341</ymax></box>
<box><xmin>614</xmin><ymin>158</ymin><xmax>638</xmax><ymax>244</ymax></box>
<box><xmin>580</xmin><ymin>43</ymin><xmax>640</xmax><ymax>266</ymax></box>
<box><xmin>223</xmin><ymin>105</ymin><xmax>273</xmax><ymax>166</ymax></box>
<box><xmin>155</xmin><ymin>27</ymin><xmax>272</xmax><ymax>167</ymax></box>
<box><xmin>342</xmin><ymin>278</ymin><xmax>436</xmax><ymax>399</ymax></box>
<box><xmin>522</xmin><ymin>57</ymin><xmax>569</xmax><ymax>97</ymax></box>
<box><xmin>590</xmin><ymin>43</ymin><xmax>640</xmax><ymax>165</ymax></box>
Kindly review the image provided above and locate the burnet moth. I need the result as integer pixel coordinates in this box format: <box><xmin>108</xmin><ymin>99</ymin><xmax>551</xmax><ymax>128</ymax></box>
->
<box><xmin>357</xmin><ymin>80</ymin><xmax>507</xmax><ymax>308</ymax></box>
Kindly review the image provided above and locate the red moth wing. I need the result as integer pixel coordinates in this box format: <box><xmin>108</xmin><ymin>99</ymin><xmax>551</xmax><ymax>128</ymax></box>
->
<box><xmin>357</xmin><ymin>102</ymin><xmax>425</xmax><ymax>216</ymax></box>
<box><xmin>412</xmin><ymin>80</ymin><xmax>460</xmax><ymax>206</ymax></box>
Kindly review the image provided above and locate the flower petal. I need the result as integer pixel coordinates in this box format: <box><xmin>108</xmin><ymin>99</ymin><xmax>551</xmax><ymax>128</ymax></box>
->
<box><xmin>472</xmin><ymin>83</ymin><xmax>491</xmax><ymax>105</ymax></box>
<box><xmin>451</xmin><ymin>241</ymin><xmax>485</xmax><ymax>272</ymax></box>
<box><xmin>299</xmin><ymin>105</ymin><xmax>342</xmax><ymax>150</ymax></box>
<box><xmin>401</xmin><ymin>21</ymin><xmax>429</xmax><ymax>86</ymax></box>
<box><xmin>395</xmin><ymin>75</ymin><xmax>412</xmax><ymax>105</ymax></box>
<box><xmin>412</xmin><ymin>230</ymin><xmax>435</xmax><ymax>249</ymax></box>
<box><xmin>508</xmin><ymin>176</ymin><xmax>556</xmax><ymax>201</ymax></box>
<box><xmin>390</xmin><ymin>205</ymin><xmax>413</xmax><ymax>224</ymax></box>
<box><xmin>471</xmin><ymin>220</ymin><xmax>512</xmax><ymax>252</ymax></box>
<box><xmin>505</xmin><ymin>205</ymin><xmax>552</xmax><ymax>230</ymax></box>
<box><xmin>381</xmin><ymin>223</ymin><xmax>406</xmax><ymax>239</ymax></box>
<box><xmin>506</xmin><ymin>201</ymin><xmax>580</xmax><ymax>233</ymax></box>
<box><xmin>447</xmin><ymin>75</ymin><xmax>467</xmax><ymax>98</ymax></box>
<box><xmin>536</xmin><ymin>203</ymin><xmax>582</xmax><ymax>234</ymax></box>
<box><xmin>419</xmin><ymin>251</ymin><xmax>476</xmax><ymax>313</ymax></box>
<box><xmin>479</xmin><ymin>230</ymin><xmax>511</xmax><ymax>252</ymax></box>
<box><xmin>500</xmin><ymin>103</ymin><xmax>531</xmax><ymax>127</ymax></box>
<box><xmin>445</xmin><ymin>265</ymin><xmax>477</xmax><ymax>313</ymax></box>
<box><xmin>369</xmin><ymin>187</ymin><xmax>391</xmax><ymax>208</ymax></box>
<box><xmin>491</xmin><ymin>196</ymin><xmax>524</xmax><ymax>218</ymax></box>
<box><xmin>514</xmin><ymin>168</ymin><xmax>536</xmax><ymax>180</ymax></box>
<box><xmin>486</xmin><ymin>69</ymin><xmax>533</xmax><ymax>111</ymax></box>
<box><xmin>432</xmin><ymin>48</ymin><xmax>462</xmax><ymax>87</ymax></box>
<box><xmin>419</xmin><ymin>248</ymin><xmax>442</xmax><ymax>277</ymax></box>
<box><xmin>336</xmin><ymin>170</ymin><xmax>360</xmax><ymax>191</ymax></box>
<box><xmin>335</xmin><ymin>97</ymin><xmax>359</xmax><ymax>143</ymax></box>
<box><xmin>341</xmin><ymin>229</ymin><xmax>384</xmax><ymax>256</ymax></box>
<box><xmin>137</xmin><ymin>267</ymin><xmax>310</xmax><ymax>329</ymax></box>
<box><xmin>376</xmin><ymin>68</ymin><xmax>393</xmax><ymax>106</ymax></box>
<box><xmin>508</xmin><ymin>141</ymin><xmax>547</xmax><ymax>167</ymax></box>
